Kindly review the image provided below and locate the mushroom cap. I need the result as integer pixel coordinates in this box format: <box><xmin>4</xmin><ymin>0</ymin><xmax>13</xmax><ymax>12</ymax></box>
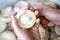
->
<box><xmin>16</xmin><ymin>10</ymin><xmax>36</xmax><ymax>29</ymax></box>
<box><xmin>0</xmin><ymin>31</ymin><xmax>16</xmax><ymax>40</ymax></box>
<box><xmin>0</xmin><ymin>21</ymin><xmax>7</xmax><ymax>32</ymax></box>
<box><xmin>45</xmin><ymin>2</ymin><xmax>57</xmax><ymax>8</ymax></box>
<box><xmin>39</xmin><ymin>24</ymin><xmax>49</xmax><ymax>40</ymax></box>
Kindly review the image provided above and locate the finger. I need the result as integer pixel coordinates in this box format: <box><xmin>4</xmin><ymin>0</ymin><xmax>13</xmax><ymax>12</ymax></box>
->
<box><xmin>34</xmin><ymin>10</ymin><xmax>39</xmax><ymax>16</ymax></box>
<box><xmin>11</xmin><ymin>16</ymin><xmax>23</xmax><ymax>37</ymax></box>
<box><xmin>11</xmin><ymin>16</ymin><xmax>31</xmax><ymax>39</ymax></box>
<box><xmin>32</xmin><ymin>4</ymin><xmax>43</xmax><ymax>10</ymax></box>
<box><xmin>28</xmin><ymin>6</ymin><xmax>34</xmax><ymax>11</ymax></box>
<box><xmin>36</xmin><ymin>18</ymin><xmax>40</xmax><ymax>24</ymax></box>
<box><xmin>30</xmin><ymin>18</ymin><xmax>41</xmax><ymax>40</ymax></box>
<box><xmin>32</xmin><ymin>18</ymin><xmax>40</xmax><ymax>32</ymax></box>
<box><xmin>11</xmin><ymin>16</ymin><xmax>20</xmax><ymax>31</ymax></box>
<box><xmin>31</xmin><ymin>4</ymin><xmax>49</xmax><ymax>11</ymax></box>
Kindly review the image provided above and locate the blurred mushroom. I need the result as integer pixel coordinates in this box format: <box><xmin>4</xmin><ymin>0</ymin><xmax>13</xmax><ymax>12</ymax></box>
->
<box><xmin>16</xmin><ymin>10</ymin><xmax>36</xmax><ymax>29</ymax></box>
<box><xmin>1</xmin><ymin>6</ymin><xmax>16</xmax><ymax>17</ymax></box>
<box><xmin>55</xmin><ymin>25</ymin><xmax>60</xmax><ymax>36</ymax></box>
<box><xmin>39</xmin><ymin>24</ymin><xmax>49</xmax><ymax>40</ymax></box>
<box><xmin>0</xmin><ymin>21</ymin><xmax>7</xmax><ymax>32</ymax></box>
<box><xmin>45</xmin><ymin>2</ymin><xmax>57</xmax><ymax>8</ymax></box>
<box><xmin>0</xmin><ymin>31</ymin><xmax>17</xmax><ymax>40</ymax></box>
<box><xmin>14</xmin><ymin>1</ymin><xmax>29</xmax><ymax>12</ymax></box>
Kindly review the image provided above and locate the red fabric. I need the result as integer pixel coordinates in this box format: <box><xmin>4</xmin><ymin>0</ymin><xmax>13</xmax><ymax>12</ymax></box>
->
<box><xmin>40</xmin><ymin>17</ymin><xmax>49</xmax><ymax>25</ymax></box>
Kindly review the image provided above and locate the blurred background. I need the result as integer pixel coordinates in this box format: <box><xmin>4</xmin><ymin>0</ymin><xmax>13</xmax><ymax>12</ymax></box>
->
<box><xmin>0</xmin><ymin>0</ymin><xmax>49</xmax><ymax>10</ymax></box>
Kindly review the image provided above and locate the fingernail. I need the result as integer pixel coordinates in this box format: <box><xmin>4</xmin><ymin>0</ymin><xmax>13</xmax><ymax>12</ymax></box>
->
<box><xmin>36</xmin><ymin>18</ymin><xmax>40</xmax><ymax>24</ymax></box>
<box><xmin>30</xmin><ymin>6</ymin><xmax>33</xmax><ymax>10</ymax></box>
<box><xmin>35</xmin><ymin>10</ymin><xmax>39</xmax><ymax>16</ymax></box>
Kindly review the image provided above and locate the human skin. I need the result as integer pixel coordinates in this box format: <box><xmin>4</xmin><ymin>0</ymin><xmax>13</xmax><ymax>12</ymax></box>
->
<box><xmin>11</xmin><ymin>7</ymin><xmax>40</xmax><ymax>40</ymax></box>
<box><xmin>11</xmin><ymin>16</ymin><xmax>40</xmax><ymax>40</ymax></box>
<box><xmin>31</xmin><ymin>4</ymin><xmax>60</xmax><ymax>25</ymax></box>
<box><xmin>11</xmin><ymin>5</ymin><xmax>60</xmax><ymax>40</ymax></box>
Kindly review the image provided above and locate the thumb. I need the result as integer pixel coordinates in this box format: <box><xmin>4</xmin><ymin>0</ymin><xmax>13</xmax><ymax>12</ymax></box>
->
<box><xmin>11</xmin><ymin>16</ymin><xmax>32</xmax><ymax>40</ymax></box>
<box><xmin>11</xmin><ymin>16</ymin><xmax>22</xmax><ymax>37</ymax></box>
<box><xmin>11</xmin><ymin>16</ymin><xmax>20</xmax><ymax>31</ymax></box>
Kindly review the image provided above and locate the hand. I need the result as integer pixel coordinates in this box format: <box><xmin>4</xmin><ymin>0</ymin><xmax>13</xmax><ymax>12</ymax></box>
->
<box><xmin>31</xmin><ymin>5</ymin><xmax>60</xmax><ymax>25</ymax></box>
<box><xmin>11</xmin><ymin>7</ymin><xmax>40</xmax><ymax>40</ymax></box>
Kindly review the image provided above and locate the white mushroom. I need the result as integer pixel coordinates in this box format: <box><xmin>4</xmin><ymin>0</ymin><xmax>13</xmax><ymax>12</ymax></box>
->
<box><xmin>0</xmin><ymin>16</ymin><xmax>11</xmax><ymax>23</ymax></box>
<box><xmin>0</xmin><ymin>21</ymin><xmax>7</xmax><ymax>32</ymax></box>
<box><xmin>55</xmin><ymin>25</ymin><xmax>60</xmax><ymax>36</ymax></box>
<box><xmin>39</xmin><ymin>24</ymin><xmax>49</xmax><ymax>40</ymax></box>
<box><xmin>14</xmin><ymin>1</ymin><xmax>29</xmax><ymax>12</ymax></box>
<box><xmin>1</xmin><ymin>6</ymin><xmax>15</xmax><ymax>17</ymax></box>
<box><xmin>50</xmin><ymin>0</ymin><xmax>60</xmax><ymax>5</ymax></box>
<box><xmin>48</xmin><ymin>22</ymin><xmax>55</xmax><ymax>27</ymax></box>
<box><xmin>45</xmin><ymin>2</ymin><xmax>57</xmax><ymax>8</ymax></box>
<box><xmin>16</xmin><ymin>10</ymin><xmax>36</xmax><ymax>29</ymax></box>
<box><xmin>0</xmin><ymin>31</ymin><xmax>16</xmax><ymax>40</ymax></box>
